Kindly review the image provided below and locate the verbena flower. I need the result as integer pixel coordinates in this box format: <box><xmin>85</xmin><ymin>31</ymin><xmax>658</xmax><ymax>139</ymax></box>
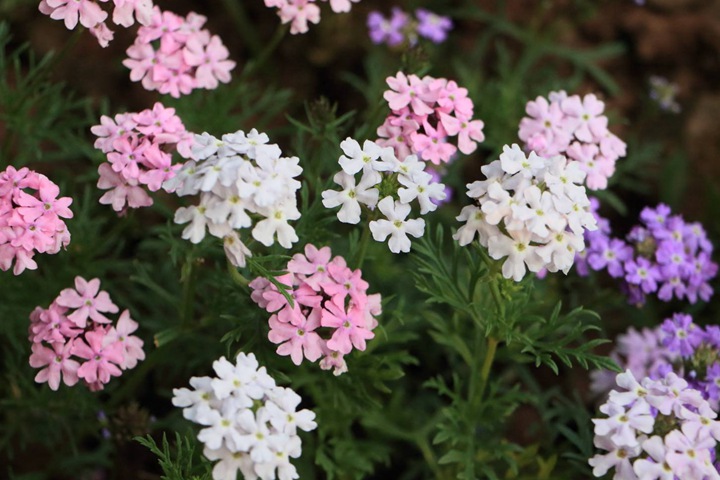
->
<box><xmin>589</xmin><ymin>370</ymin><xmax>720</xmax><ymax>480</ymax></box>
<box><xmin>322</xmin><ymin>138</ymin><xmax>445</xmax><ymax>253</ymax></box>
<box><xmin>264</xmin><ymin>0</ymin><xmax>360</xmax><ymax>34</ymax></box>
<box><xmin>29</xmin><ymin>277</ymin><xmax>144</xmax><ymax>391</ymax></box>
<box><xmin>39</xmin><ymin>0</ymin><xmax>154</xmax><ymax>47</ymax></box>
<box><xmin>367</xmin><ymin>7</ymin><xmax>452</xmax><ymax>47</ymax></box>
<box><xmin>124</xmin><ymin>8</ymin><xmax>235</xmax><ymax>97</ymax></box>
<box><xmin>518</xmin><ymin>90</ymin><xmax>627</xmax><ymax>190</ymax></box>
<box><xmin>92</xmin><ymin>102</ymin><xmax>193</xmax><ymax>214</ymax></box>
<box><xmin>377</xmin><ymin>72</ymin><xmax>485</xmax><ymax>165</ymax></box>
<box><xmin>0</xmin><ymin>166</ymin><xmax>73</xmax><ymax>275</ymax></box>
<box><xmin>592</xmin><ymin>315</ymin><xmax>720</xmax><ymax>410</ymax></box>
<box><xmin>649</xmin><ymin>76</ymin><xmax>681</xmax><ymax>113</ymax></box>
<box><xmin>454</xmin><ymin>144</ymin><xmax>597</xmax><ymax>281</ymax></box>
<box><xmin>576</xmin><ymin>203</ymin><xmax>717</xmax><ymax>305</ymax></box>
<box><xmin>168</xmin><ymin>129</ymin><xmax>303</xmax><ymax>267</ymax></box>
<box><xmin>172</xmin><ymin>352</ymin><xmax>317</xmax><ymax>480</ymax></box>
<box><xmin>250</xmin><ymin>244</ymin><xmax>381</xmax><ymax>375</ymax></box>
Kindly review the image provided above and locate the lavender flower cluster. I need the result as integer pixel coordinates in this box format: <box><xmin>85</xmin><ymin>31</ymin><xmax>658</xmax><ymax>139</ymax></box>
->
<box><xmin>576</xmin><ymin>202</ymin><xmax>717</xmax><ymax>305</ymax></box>
<box><xmin>367</xmin><ymin>7</ymin><xmax>452</xmax><ymax>47</ymax></box>
<box><xmin>592</xmin><ymin>314</ymin><xmax>720</xmax><ymax>410</ymax></box>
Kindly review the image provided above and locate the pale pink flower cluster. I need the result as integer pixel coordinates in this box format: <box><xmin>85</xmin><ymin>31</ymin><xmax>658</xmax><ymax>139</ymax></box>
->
<box><xmin>264</xmin><ymin>0</ymin><xmax>360</xmax><ymax>34</ymax></box>
<box><xmin>454</xmin><ymin>144</ymin><xmax>597</xmax><ymax>281</ymax></box>
<box><xmin>166</xmin><ymin>130</ymin><xmax>303</xmax><ymax>268</ymax></box>
<box><xmin>0</xmin><ymin>167</ymin><xmax>73</xmax><ymax>275</ymax></box>
<box><xmin>172</xmin><ymin>352</ymin><xmax>317</xmax><ymax>480</ymax></box>
<box><xmin>91</xmin><ymin>102</ymin><xmax>193</xmax><ymax>214</ymax></box>
<box><xmin>28</xmin><ymin>276</ymin><xmax>144</xmax><ymax>392</ymax></box>
<box><xmin>377</xmin><ymin>72</ymin><xmax>485</xmax><ymax>165</ymax></box>
<box><xmin>249</xmin><ymin>244</ymin><xmax>381</xmax><ymax>376</ymax></box>
<box><xmin>322</xmin><ymin>138</ymin><xmax>446</xmax><ymax>253</ymax></box>
<box><xmin>518</xmin><ymin>90</ymin><xmax>627</xmax><ymax>190</ymax></box>
<box><xmin>590</xmin><ymin>370</ymin><xmax>720</xmax><ymax>480</ymax></box>
<box><xmin>123</xmin><ymin>8</ymin><xmax>236</xmax><ymax>98</ymax></box>
<box><xmin>39</xmin><ymin>0</ymin><xmax>154</xmax><ymax>47</ymax></box>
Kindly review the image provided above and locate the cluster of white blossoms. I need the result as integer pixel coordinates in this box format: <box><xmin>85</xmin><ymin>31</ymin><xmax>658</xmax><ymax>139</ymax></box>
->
<box><xmin>454</xmin><ymin>144</ymin><xmax>597</xmax><ymax>281</ymax></box>
<box><xmin>322</xmin><ymin>138</ymin><xmax>446</xmax><ymax>253</ymax></box>
<box><xmin>172</xmin><ymin>353</ymin><xmax>317</xmax><ymax>480</ymax></box>
<box><xmin>164</xmin><ymin>130</ymin><xmax>303</xmax><ymax>267</ymax></box>
<box><xmin>590</xmin><ymin>370</ymin><xmax>720</xmax><ymax>480</ymax></box>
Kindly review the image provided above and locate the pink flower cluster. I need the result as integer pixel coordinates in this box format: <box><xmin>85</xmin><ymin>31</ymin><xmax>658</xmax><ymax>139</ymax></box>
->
<box><xmin>264</xmin><ymin>0</ymin><xmax>360</xmax><ymax>34</ymax></box>
<box><xmin>29</xmin><ymin>277</ymin><xmax>144</xmax><ymax>391</ymax></box>
<box><xmin>124</xmin><ymin>8</ymin><xmax>236</xmax><ymax>98</ymax></box>
<box><xmin>377</xmin><ymin>72</ymin><xmax>485</xmax><ymax>165</ymax></box>
<box><xmin>91</xmin><ymin>102</ymin><xmax>193</xmax><ymax>214</ymax></box>
<box><xmin>518</xmin><ymin>90</ymin><xmax>627</xmax><ymax>190</ymax></box>
<box><xmin>0</xmin><ymin>167</ymin><xmax>72</xmax><ymax>275</ymax></box>
<box><xmin>249</xmin><ymin>244</ymin><xmax>381</xmax><ymax>375</ymax></box>
<box><xmin>39</xmin><ymin>0</ymin><xmax>154</xmax><ymax>47</ymax></box>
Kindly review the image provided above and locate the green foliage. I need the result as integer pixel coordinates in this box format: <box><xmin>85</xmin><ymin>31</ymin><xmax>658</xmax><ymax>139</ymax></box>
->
<box><xmin>135</xmin><ymin>433</ymin><xmax>212</xmax><ymax>480</ymax></box>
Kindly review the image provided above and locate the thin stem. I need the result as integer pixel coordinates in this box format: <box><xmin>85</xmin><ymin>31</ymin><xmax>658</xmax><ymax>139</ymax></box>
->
<box><xmin>477</xmin><ymin>336</ymin><xmax>499</xmax><ymax>402</ymax></box>
<box><xmin>220</xmin><ymin>0</ymin><xmax>263</xmax><ymax>55</ymax></box>
<box><xmin>355</xmin><ymin>223</ymin><xmax>372</xmax><ymax>270</ymax></box>
<box><xmin>227</xmin><ymin>260</ymin><xmax>250</xmax><ymax>287</ymax></box>
<box><xmin>416</xmin><ymin>436</ymin><xmax>444</xmax><ymax>480</ymax></box>
<box><xmin>243</xmin><ymin>25</ymin><xmax>288</xmax><ymax>77</ymax></box>
<box><xmin>180</xmin><ymin>257</ymin><xmax>196</xmax><ymax>327</ymax></box>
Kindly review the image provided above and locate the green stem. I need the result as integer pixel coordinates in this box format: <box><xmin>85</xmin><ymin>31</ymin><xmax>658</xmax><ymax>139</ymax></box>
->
<box><xmin>355</xmin><ymin>223</ymin><xmax>372</xmax><ymax>269</ymax></box>
<box><xmin>243</xmin><ymin>25</ymin><xmax>288</xmax><ymax>77</ymax></box>
<box><xmin>477</xmin><ymin>336</ymin><xmax>499</xmax><ymax>402</ymax></box>
<box><xmin>416</xmin><ymin>436</ymin><xmax>444</xmax><ymax>480</ymax></box>
<box><xmin>180</xmin><ymin>258</ymin><xmax>196</xmax><ymax>327</ymax></box>
<box><xmin>227</xmin><ymin>260</ymin><xmax>250</xmax><ymax>286</ymax></box>
<box><xmin>220</xmin><ymin>0</ymin><xmax>263</xmax><ymax>55</ymax></box>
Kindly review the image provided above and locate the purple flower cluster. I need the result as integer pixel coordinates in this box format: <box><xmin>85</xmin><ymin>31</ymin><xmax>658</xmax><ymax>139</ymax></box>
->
<box><xmin>590</xmin><ymin>370</ymin><xmax>720</xmax><ymax>480</ymax></box>
<box><xmin>591</xmin><ymin>314</ymin><xmax>720</xmax><ymax>410</ymax></box>
<box><xmin>576</xmin><ymin>202</ymin><xmax>717</xmax><ymax>305</ymax></box>
<box><xmin>367</xmin><ymin>7</ymin><xmax>452</xmax><ymax>47</ymax></box>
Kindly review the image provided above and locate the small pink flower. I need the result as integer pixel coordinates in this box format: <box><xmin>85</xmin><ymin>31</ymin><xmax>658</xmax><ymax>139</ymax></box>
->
<box><xmin>29</xmin><ymin>341</ymin><xmax>80</xmax><ymax>391</ymax></box>
<box><xmin>322</xmin><ymin>297</ymin><xmax>375</xmax><ymax>354</ymax></box>
<box><xmin>104</xmin><ymin>310</ymin><xmax>145</xmax><ymax>369</ymax></box>
<box><xmin>269</xmin><ymin>309</ymin><xmax>324</xmax><ymax>365</ymax></box>
<box><xmin>73</xmin><ymin>329</ymin><xmax>125</xmax><ymax>386</ymax></box>
<box><xmin>56</xmin><ymin>276</ymin><xmax>119</xmax><ymax>327</ymax></box>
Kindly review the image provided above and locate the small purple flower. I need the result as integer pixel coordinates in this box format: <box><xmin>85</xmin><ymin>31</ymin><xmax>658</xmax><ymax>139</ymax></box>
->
<box><xmin>704</xmin><ymin>363</ymin><xmax>720</xmax><ymax>402</ymax></box>
<box><xmin>588</xmin><ymin>237</ymin><xmax>633</xmax><ymax>278</ymax></box>
<box><xmin>640</xmin><ymin>203</ymin><xmax>671</xmax><ymax>232</ymax></box>
<box><xmin>660</xmin><ymin>313</ymin><xmax>703</xmax><ymax>357</ymax></box>
<box><xmin>415</xmin><ymin>8</ymin><xmax>453</xmax><ymax>44</ymax></box>
<box><xmin>704</xmin><ymin>326</ymin><xmax>720</xmax><ymax>349</ymax></box>
<box><xmin>625</xmin><ymin>257</ymin><xmax>661</xmax><ymax>294</ymax></box>
<box><xmin>367</xmin><ymin>8</ymin><xmax>409</xmax><ymax>47</ymax></box>
<box><xmin>426</xmin><ymin>167</ymin><xmax>452</xmax><ymax>206</ymax></box>
<box><xmin>655</xmin><ymin>239</ymin><xmax>688</xmax><ymax>278</ymax></box>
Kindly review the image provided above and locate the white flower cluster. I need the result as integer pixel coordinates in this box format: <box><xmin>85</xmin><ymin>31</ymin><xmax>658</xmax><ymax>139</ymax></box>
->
<box><xmin>172</xmin><ymin>352</ymin><xmax>317</xmax><ymax>480</ymax></box>
<box><xmin>454</xmin><ymin>144</ymin><xmax>597</xmax><ymax>281</ymax></box>
<box><xmin>589</xmin><ymin>370</ymin><xmax>720</xmax><ymax>480</ymax></box>
<box><xmin>164</xmin><ymin>130</ymin><xmax>303</xmax><ymax>267</ymax></box>
<box><xmin>322</xmin><ymin>138</ymin><xmax>446</xmax><ymax>253</ymax></box>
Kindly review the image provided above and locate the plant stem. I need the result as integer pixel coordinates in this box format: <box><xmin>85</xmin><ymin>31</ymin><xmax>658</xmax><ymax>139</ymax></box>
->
<box><xmin>227</xmin><ymin>260</ymin><xmax>250</xmax><ymax>286</ymax></box>
<box><xmin>416</xmin><ymin>436</ymin><xmax>444</xmax><ymax>480</ymax></box>
<box><xmin>243</xmin><ymin>24</ymin><xmax>288</xmax><ymax>77</ymax></box>
<box><xmin>355</xmin><ymin>223</ymin><xmax>372</xmax><ymax>269</ymax></box>
<box><xmin>477</xmin><ymin>336</ymin><xmax>499</xmax><ymax>402</ymax></box>
<box><xmin>180</xmin><ymin>257</ymin><xmax>196</xmax><ymax>327</ymax></box>
<box><xmin>220</xmin><ymin>0</ymin><xmax>262</xmax><ymax>56</ymax></box>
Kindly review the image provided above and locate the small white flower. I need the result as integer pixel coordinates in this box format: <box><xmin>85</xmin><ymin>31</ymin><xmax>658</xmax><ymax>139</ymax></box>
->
<box><xmin>252</xmin><ymin>202</ymin><xmax>301</xmax><ymax>248</ymax></box>
<box><xmin>321</xmin><ymin>170</ymin><xmax>380</xmax><ymax>224</ymax></box>
<box><xmin>338</xmin><ymin>138</ymin><xmax>390</xmax><ymax>175</ymax></box>
<box><xmin>369</xmin><ymin>196</ymin><xmax>425</xmax><ymax>253</ymax></box>
<box><xmin>397</xmin><ymin>171</ymin><xmax>446</xmax><ymax>214</ymax></box>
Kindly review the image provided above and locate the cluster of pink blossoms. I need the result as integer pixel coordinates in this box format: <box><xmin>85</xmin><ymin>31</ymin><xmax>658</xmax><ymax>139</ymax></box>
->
<box><xmin>39</xmin><ymin>0</ymin><xmax>154</xmax><ymax>47</ymax></box>
<box><xmin>249</xmin><ymin>244</ymin><xmax>381</xmax><ymax>375</ymax></box>
<box><xmin>264</xmin><ymin>0</ymin><xmax>360</xmax><ymax>34</ymax></box>
<box><xmin>0</xmin><ymin>167</ymin><xmax>73</xmax><ymax>275</ymax></box>
<box><xmin>29</xmin><ymin>277</ymin><xmax>144</xmax><ymax>391</ymax></box>
<box><xmin>518</xmin><ymin>90</ymin><xmax>627</xmax><ymax>190</ymax></box>
<box><xmin>91</xmin><ymin>102</ymin><xmax>193</xmax><ymax>214</ymax></box>
<box><xmin>377</xmin><ymin>72</ymin><xmax>485</xmax><ymax>165</ymax></box>
<box><xmin>124</xmin><ymin>8</ymin><xmax>236</xmax><ymax>98</ymax></box>
<box><xmin>590</xmin><ymin>370</ymin><xmax>720</xmax><ymax>480</ymax></box>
